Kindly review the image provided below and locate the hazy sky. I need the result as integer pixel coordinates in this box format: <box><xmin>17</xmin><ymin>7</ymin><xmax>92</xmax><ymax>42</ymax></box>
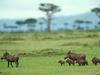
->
<box><xmin>0</xmin><ymin>0</ymin><xmax>99</xmax><ymax>19</ymax></box>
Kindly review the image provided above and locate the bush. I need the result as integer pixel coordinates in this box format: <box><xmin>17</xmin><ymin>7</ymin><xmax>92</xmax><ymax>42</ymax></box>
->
<box><xmin>86</xmin><ymin>34</ymin><xmax>98</xmax><ymax>38</ymax></box>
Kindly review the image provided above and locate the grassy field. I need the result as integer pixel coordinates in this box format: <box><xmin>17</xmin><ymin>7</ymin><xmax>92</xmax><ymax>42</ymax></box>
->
<box><xmin>0</xmin><ymin>31</ymin><xmax>100</xmax><ymax>75</ymax></box>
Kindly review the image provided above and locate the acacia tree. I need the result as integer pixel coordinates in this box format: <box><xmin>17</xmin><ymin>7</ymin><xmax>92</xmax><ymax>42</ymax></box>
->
<box><xmin>39</xmin><ymin>3</ymin><xmax>61</xmax><ymax>32</ymax></box>
<box><xmin>3</xmin><ymin>23</ymin><xmax>8</xmax><ymax>32</ymax></box>
<box><xmin>74</xmin><ymin>20</ymin><xmax>84</xmax><ymax>30</ymax></box>
<box><xmin>64</xmin><ymin>22</ymin><xmax>68</xmax><ymax>29</ymax></box>
<box><xmin>92</xmin><ymin>6</ymin><xmax>100</xmax><ymax>30</ymax></box>
<box><xmin>92</xmin><ymin>6</ymin><xmax>100</xmax><ymax>18</ymax></box>
<box><xmin>16</xmin><ymin>20</ymin><xmax>25</xmax><ymax>32</ymax></box>
<box><xmin>97</xmin><ymin>21</ymin><xmax>100</xmax><ymax>28</ymax></box>
<box><xmin>38</xmin><ymin>21</ymin><xmax>44</xmax><ymax>31</ymax></box>
<box><xmin>72</xmin><ymin>24</ymin><xmax>77</xmax><ymax>30</ymax></box>
<box><xmin>16</xmin><ymin>21</ymin><xmax>25</xmax><ymax>25</ymax></box>
<box><xmin>98</xmin><ymin>21</ymin><xmax>100</xmax><ymax>26</ymax></box>
<box><xmin>85</xmin><ymin>21</ymin><xmax>92</xmax><ymax>30</ymax></box>
<box><xmin>24</xmin><ymin>18</ymin><xmax>37</xmax><ymax>32</ymax></box>
<box><xmin>98</xmin><ymin>21</ymin><xmax>100</xmax><ymax>25</ymax></box>
<box><xmin>94</xmin><ymin>25</ymin><xmax>98</xmax><ymax>29</ymax></box>
<box><xmin>38</xmin><ymin>17</ymin><xmax>46</xmax><ymax>32</ymax></box>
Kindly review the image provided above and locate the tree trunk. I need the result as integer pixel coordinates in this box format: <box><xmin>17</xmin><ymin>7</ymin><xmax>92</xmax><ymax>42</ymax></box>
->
<box><xmin>47</xmin><ymin>12</ymin><xmax>52</xmax><ymax>32</ymax></box>
<box><xmin>40</xmin><ymin>24</ymin><xmax>43</xmax><ymax>32</ymax></box>
<box><xmin>77</xmin><ymin>24</ymin><xmax>81</xmax><ymax>30</ymax></box>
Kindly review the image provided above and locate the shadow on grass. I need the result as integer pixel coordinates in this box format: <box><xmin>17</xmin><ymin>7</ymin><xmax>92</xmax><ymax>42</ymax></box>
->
<box><xmin>18</xmin><ymin>48</ymin><xmax>65</xmax><ymax>57</ymax></box>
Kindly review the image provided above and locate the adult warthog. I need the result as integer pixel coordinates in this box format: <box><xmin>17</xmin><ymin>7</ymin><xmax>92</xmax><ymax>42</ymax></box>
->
<box><xmin>64</xmin><ymin>50</ymin><xmax>86</xmax><ymax>62</ymax></box>
<box><xmin>1</xmin><ymin>51</ymin><xmax>19</xmax><ymax>67</ymax></box>
<box><xmin>76</xmin><ymin>59</ymin><xmax>88</xmax><ymax>66</ymax></box>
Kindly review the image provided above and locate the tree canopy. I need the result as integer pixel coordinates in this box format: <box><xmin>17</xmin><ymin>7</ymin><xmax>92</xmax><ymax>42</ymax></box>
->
<box><xmin>39</xmin><ymin>3</ymin><xmax>61</xmax><ymax>14</ymax></box>
<box><xmin>24</xmin><ymin>18</ymin><xmax>37</xmax><ymax>24</ymax></box>
<box><xmin>16</xmin><ymin>21</ymin><xmax>25</xmax><ymax>25</ymax></box>
<box><xmin>91</xmin><ymin>6</ymin><xmax>100</xmax><ymax>18</ymax></box>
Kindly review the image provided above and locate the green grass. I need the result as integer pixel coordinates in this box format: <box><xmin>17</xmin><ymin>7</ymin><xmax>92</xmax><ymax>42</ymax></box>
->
<box><xmin>0</xmin><ymin>31</ymin><xmax>100</xmax><ymax>75</ymax></box>
<box><xmin>0</xmin><ymin>56</ymin><xmax>100</xmax><ymax>75</ymax></box>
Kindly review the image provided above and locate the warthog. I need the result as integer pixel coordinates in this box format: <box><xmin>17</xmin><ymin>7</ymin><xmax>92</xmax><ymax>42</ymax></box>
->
<box><xmin>64</xmin><ymin>50</ymin><xmax>86</xmax><ymax>62</ymax></box>
<box><xmin>92</xmin><ymin>57</ymin><xmax>100</xmax><ymax>65</ymax></box>
<box><xmin>76</xmin><ymin>59</ymin><xmax>88</xmax><ymax>66</ymax></box>
<box><xmin>66</xmin><ymin>58</ymin><xmax>75</xmax><ymax>66</ymax></box>
<box><xmin>58</xmin><ymin>60</ymin><xmax>65</xmax><ymax>66</ymax></box>
<box><xmin>1</xmin><ymin>51</ymin><xmax>19</xmax><ymax>67</ymax></box>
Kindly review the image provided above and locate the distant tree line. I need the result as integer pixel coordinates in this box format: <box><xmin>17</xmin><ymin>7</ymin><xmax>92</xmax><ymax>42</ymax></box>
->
<box><xmin>1</xmin><ymin>4</ymin><xmax>100</xmax><ymax>32</ymax></box>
